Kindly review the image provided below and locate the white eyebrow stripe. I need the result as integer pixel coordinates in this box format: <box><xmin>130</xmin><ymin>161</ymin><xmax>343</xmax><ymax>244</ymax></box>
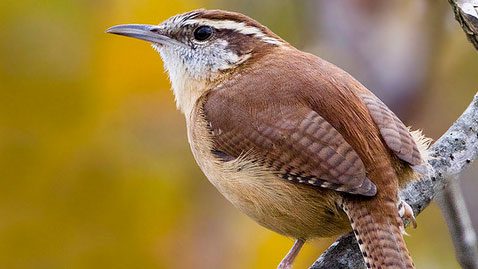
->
<box><xmin>184</xmin><ymin>18</ymin><xmax>283</xmax><ymax>45</ymax></box>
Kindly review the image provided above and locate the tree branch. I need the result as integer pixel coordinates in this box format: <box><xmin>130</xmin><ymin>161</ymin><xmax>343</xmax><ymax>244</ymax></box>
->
<box><xmin>430</xmin><ymin>1</ymin><xmax>478</xmax><ymax>267</ymax></box>
<box><xmin>311</xmin><ymin>93</ymin><xmax>478</xmax><ymax>269</ymax></box>
<box><xmin>448</xmin><ymin>0</ymin><xmax>478</xmax><ymax>50</ymax></box>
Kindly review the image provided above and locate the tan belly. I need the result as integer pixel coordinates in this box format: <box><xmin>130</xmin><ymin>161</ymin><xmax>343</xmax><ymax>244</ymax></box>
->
<box><xmin>187</xmin><ymin>115</ymin><xmax>350</xmax><ymax>239</ymax></box>
<box><xmin>207</xmin><ymin>163</ymin><xmax>350</xmax><ymax>239</ymax></box>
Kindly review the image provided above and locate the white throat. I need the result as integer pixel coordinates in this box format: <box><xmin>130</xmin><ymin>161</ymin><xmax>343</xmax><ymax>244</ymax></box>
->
<box><xmin>156</xmin><ymin>45</ymin><xmax>210</xmax><ymax>116</ymax></box>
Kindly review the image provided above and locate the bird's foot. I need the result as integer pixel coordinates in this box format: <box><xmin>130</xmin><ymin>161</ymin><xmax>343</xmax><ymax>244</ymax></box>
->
<box><xmin>398</xmin><ymin>199</ymin><xmax>417</xmax><ymax>230</ymax></box>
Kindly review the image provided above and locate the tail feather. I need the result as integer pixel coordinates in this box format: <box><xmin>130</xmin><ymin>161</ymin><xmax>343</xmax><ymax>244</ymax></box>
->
<box><xmin>342</xmin><ymin>199</ymin><xmax>415</xmax><ymax>269</ymax></box>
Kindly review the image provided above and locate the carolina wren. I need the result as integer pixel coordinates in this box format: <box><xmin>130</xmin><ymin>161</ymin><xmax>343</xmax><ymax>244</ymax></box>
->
<box><xmin>107</xmin><ymin>9</ymin><xmax>429</xmax><ymax>269</ymax></box>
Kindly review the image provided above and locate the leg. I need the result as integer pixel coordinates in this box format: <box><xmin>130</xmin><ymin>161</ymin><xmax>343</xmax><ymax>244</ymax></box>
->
<box><xmin>278</xmin><ymin>238</ymin><xmax>305</xmax><ymax>269</ymax></box>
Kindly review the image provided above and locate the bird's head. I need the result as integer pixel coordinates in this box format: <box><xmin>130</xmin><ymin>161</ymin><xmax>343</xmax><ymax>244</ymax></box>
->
<box><xmin>107</xmin><ymin>9</ymin><xmax>286</xmax><ymax>114</ymax></box>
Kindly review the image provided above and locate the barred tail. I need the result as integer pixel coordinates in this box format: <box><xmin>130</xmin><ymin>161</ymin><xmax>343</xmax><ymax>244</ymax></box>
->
<box><xmin>342</xmin><ymin>198</ymin><xmax>415</xmax><ymax>269</ymax></box>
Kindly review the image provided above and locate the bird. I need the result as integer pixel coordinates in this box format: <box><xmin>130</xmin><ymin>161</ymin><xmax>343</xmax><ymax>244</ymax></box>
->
<box><xmin>106</xmin><ymin>9</ymin><xmax>429</xmax><ymax>269</ymax></box>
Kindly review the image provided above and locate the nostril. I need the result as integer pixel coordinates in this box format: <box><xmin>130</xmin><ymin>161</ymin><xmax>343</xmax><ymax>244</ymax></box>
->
<box><xmin>149</xmin><ymin>27</ymin><xmax>161</xmax><ymax>34</ymax></box>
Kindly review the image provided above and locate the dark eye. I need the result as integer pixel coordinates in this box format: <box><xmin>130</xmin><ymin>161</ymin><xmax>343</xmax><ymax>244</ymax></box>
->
<box><xmin>193</xmin><ymin>26</ymin><xmax>213</xmax><ymax>41</ymax></box>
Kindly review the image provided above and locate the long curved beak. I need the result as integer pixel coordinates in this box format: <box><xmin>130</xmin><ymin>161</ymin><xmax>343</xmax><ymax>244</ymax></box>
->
<box><xmin>106</xmin><ymin>24</ymin><xmax>175</xmax><ymax>46</ymax></box>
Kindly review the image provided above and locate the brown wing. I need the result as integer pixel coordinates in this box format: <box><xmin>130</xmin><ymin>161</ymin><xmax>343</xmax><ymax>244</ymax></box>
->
<box><xmin>203</xmin><ymin>92</ymin><xmax>377</xmax><ymax>196</ymax></box>
<box><xmin>359</xmin><ymin>93</ymin><xmax>422</xmax><ymax>166</ymax></box>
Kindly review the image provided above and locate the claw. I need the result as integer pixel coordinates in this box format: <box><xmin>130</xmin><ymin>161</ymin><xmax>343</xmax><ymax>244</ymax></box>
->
<box><xmin>398</xmin><ymin>199</ymin><xmax>417</xmax><ymax>229</ymax></box>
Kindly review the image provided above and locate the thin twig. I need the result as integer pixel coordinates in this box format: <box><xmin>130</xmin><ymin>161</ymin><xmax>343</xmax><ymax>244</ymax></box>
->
<box><xmin>437</xmin><ymin>178</ymin><xmax>478</xmax><ymax>269</ymax></box>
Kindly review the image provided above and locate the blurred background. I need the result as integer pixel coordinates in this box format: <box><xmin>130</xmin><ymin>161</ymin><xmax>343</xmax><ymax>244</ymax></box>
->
<box><xmin>1</xmin><ymin>0</ymin><xmax>477</xmax><ymax>268</ymax></box>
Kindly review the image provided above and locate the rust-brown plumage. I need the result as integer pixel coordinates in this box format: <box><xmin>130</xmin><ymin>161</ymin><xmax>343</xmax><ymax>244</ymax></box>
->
<box><xmin>199</xmin><ymin>45</ymin><xmax>420</xmax><ymax>268</ymax></box>
<box><xmin>107</xmin><ymin>9</ymin><xmax>425</xmax><ymax>269</ymax></box>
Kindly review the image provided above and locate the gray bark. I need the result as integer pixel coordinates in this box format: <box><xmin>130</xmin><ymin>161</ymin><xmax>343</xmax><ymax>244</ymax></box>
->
<box><xmin>437</xmin><ymin>178</ymin><xmax>478</xmax><ymax>269</ymax></box>
<box><xmin>448</xmin><ymin>0</ymin><xmax>478</xmax><ymax>50</ymax></box>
